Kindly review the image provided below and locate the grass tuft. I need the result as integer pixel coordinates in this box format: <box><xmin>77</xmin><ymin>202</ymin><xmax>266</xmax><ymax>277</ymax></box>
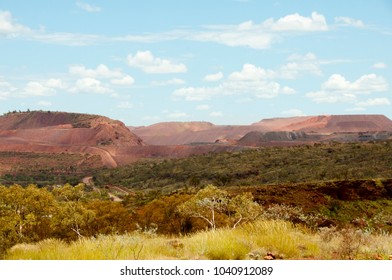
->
<box><xmin>5</xmin><ymin>220</ymin><xmax>392</xmax><ymax>260</ymax></box>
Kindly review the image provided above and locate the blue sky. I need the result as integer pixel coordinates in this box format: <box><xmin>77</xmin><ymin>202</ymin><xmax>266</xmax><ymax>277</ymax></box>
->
<box><xmin>0</xmin><ymin>0</ymin><xmax>391</xmax><ymax>126</ymax></box>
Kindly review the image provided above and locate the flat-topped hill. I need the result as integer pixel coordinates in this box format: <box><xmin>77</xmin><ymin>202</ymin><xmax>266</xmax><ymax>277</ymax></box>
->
<box><xmin>252</xmin><ymin>114</ymin><xmax>392</xmax><ymax>133</ymax></box>
<box><xmin>0</xmin><ymin>111</ymin><xmax>145</xmax><ymax>167</ymax></box>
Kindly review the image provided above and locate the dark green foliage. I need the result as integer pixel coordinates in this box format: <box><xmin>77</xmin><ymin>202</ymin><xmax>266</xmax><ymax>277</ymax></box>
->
<box><xmin>0</xmin><ymin>151</ymin><xmax>102</xmax><ymax>186</ymax></box>
<box><xmin>93</xmin><ymin>141</ymin><xmax>392</xmax><ymax>192</ymax></box>
<box><xmin>1</xmin><ymin>140</ymin><xmax>392</xmax><ymax>259</ymax></box>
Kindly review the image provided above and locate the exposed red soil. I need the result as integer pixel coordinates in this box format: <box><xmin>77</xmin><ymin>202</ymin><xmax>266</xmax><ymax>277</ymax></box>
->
<box><xmin>1</xmin><ymin>112</ymin><xmax>392</xmax><ymax>168</ymax></box>
<box><xmin>131</xmin><ymin>115</ymin><xmax>392</xmax><ymax>145</ymax></box>
<box><xmin>0</xmin><ymin>112</ymin><xmax>145</xmax><ymax>167</ymax></box>
<box><xmin>0</xmin><ymin>112</ymin><xmax>247</xmax><ymax>168</ymax></box>
<box><xmin>253</xmin><ymin>114</ymin><xmax>392</xmax><ymax>133</ymax></box>
<box><xmin>131</xmin><ymin>121</ymin><xmax>215</xmax><ymax>136</ymax></box>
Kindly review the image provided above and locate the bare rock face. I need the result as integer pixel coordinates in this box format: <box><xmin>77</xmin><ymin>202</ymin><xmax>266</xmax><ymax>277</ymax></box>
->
<box><xmin>0</xmin><ymin>111</ymin><xmax>145</xmax><ymax>167</ymax></box>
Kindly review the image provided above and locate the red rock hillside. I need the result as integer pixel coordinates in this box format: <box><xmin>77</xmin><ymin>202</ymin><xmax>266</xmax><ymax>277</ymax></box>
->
<box><xmin>252</xmin><ymin>114</ymin><xmax>392</xmax><ymax>133</ymax></box>
<box><xmin>131</xmin><ymin>115</ymin><xmax>392</xmax><ymax>145</ymax></box>
<box><xmin>0</xmin><ymin>111</ymin><xmax>144</xmax><ymax>167</ymax></box>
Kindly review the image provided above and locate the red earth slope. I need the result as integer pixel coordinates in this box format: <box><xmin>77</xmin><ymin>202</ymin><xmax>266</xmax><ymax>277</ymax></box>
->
<box><xmin>0</xmin><ymin>111</ymin><xmax>144</xmax><ymax>167</ymax></box>
<box><xmin>131</xmin><ymin>115</ymin><xmax>392</xmax><ymax>145</ymax></box>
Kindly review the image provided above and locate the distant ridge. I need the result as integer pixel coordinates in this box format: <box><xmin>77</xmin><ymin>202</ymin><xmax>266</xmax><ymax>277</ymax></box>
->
<box><xmin>1</xmin><ymin>112</ymin><xmax>391</xmax><ymax>167</ymax></box>
<box><xmin>252</xmin><ymin>114</ymin><xmax>392</xmax><ymax>133</ymax></box>
<box><xmin>132</xmin><ymin>121</ymin><xmax>215</xmax><ymax>136</ymax></box>
<box><xmin>0</xmin><ymin>111</ymin><xmax>243</xmax><ymax>167</ymax></box>
<box><xmin>129</xmin><ymin>122</ymin><xmax>251</xmax><ymax>145</ymax></box>
<box><xmin>131</xmin><ymin>114</ymin><xmax>392</xmax><ymax>145</ymax></box>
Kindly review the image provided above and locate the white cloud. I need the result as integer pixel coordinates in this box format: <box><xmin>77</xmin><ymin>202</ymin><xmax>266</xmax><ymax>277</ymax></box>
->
<box><xmin>173</xmin><ymin>86</ymin><xmax>222</xmax><ymax>101</ymax></box>
<box><xmin>111</xmin><ymin>75</ymin><xmax>135</xmax><ymax>86</ymax></box>
<box><xmin>356</xmin><ymin>98</ymin><xmax>390</xmax><ymax>107</ymax></box>
<box><xmin>282</xmin><ymin>86</ymin><xmax>296</xmax><ymax>95</ymax></box>
<box><xmin>70</xmin><ymin>64</ymin><xmax>134</xmax><ymax>86</ymax></box>
<box><xmin>372</xmin><ymin>62</ymin><xmax>387</xmax><ymax>69</ymax></box>
<box><xmin>1</xmin><ymin>78</ymin><xmax>66</xmax><ymax>99</ymax></box>
<box><xmin>69</xmin><ymin>78</ymin><xmax>112</xmax><ymax>94</ymax></box>
<box><xmin>132</xmin><ymin>32</ymin><xmax>246</xmax><ymax>51</ymax></box>
<box><xmin>36</xmin><ymin>100</ymin><xmax>52</xmax><ymax>107</ymax></box>
<box><xmin>334</xmin><ymin>17</ymin><xmax>364</xmax><ymax>28</ymax></box>
<box><xmin>23</xmin><ymin>81</ymin><xmax>59</xmax><ymax>96</ymax></box>
<box><xmin>152</xmin><ymin>78</ymin><xmax>185</xmax><ymax>86</ymax></box>
<box><xmin>226</xmin><ymin>64</ymin><xmax>295</xmax><ymax>98</ymax></box>
<box><xmin>210</xmin><ymin>111</ymin><xmax>223</xmax><ymax>117</ymax></box>
<box><xmin>127</xmin><ymin>51</ymin><xmax>187</xmax><ymax>74</ymax></box>
<box><xmin>70</xmin><ymin>64</ymin><xmax>123</xmax><ymax>78</ymax></box>
<box><xmin>196</xmin><ymin>104</ymin><xmax>211</xmax><ymax>110</ymax></box>
<box><xmin>117</xmin><ymin>101</ymin><xmax>134</xmax><ymax>109</ymax></box>
<box><xmin>279</xmin><ymin>61</ymin><xmax>322</xmax><ymax>79</ymax></box>
<box><xmin>281</xmin><ymin>109</ymin><xmax>306</xmax><ymax>116</ymax></box>
<box><xmin>229</xmin><ymin>64</ymin><xmax>274</xmax><ymax>80</ymax></box>
<box><xmin>45</xmin><ymin>78</ymin><xmax>67</xmax><ymax>89</ymax></box>
<box><xmin>173</xmin><ymin>63</ymin><xmax>296</xmax><ymax>101</ymax></box>
<box><xmin>0</xmin><ymin>10</ymin><xmax>31</xmax><ymax>36</ymax></box>
<box><xmin>0</xmin><ymin>78</ymin><xmax>17</xmax><ymax>99</ymax></box>
<box><xmin>306</xmin><ymin>91</ymin><xmax>357</xmax><ymax>103</ymax></box>
<box><xmin>76</xmin><ymin>2</ymin><xmax>102</xmax><ymax>13</ymax></box>
<box><xmin>0</xmin><ymin>10</ymin><xmax>101</xmax><ymax>46</ymax></box>
<box><xmin>115</xmin><ymin>12</ymin><xmax>329</xmax><ymax>49</ymax></box>
<box><xmin>306</xmin><ymin>73</ymin><xmax>389</xmax><ymax>103</ymax></box>
<box><xmin>1</xmin><ymin>10</ymin><xmax>330</xmax><ymax>49</ymax></box>
<box><xmin>203</xmin><ymin>72</ymin><xmax>224</xmax><ymax>82</ymax></box>
<box><xmin>235</xmin><ymin>97</ymin><xmax>253</xmax><ymax>103</ymax></box>
<box><xmin>115</xmin><ymin>12</ymin><xmax>328</xmax><ymax>49</ymax></box>
<box><xmin>227</xmin><ymin>54</ymin><xmax>322</xmax><ymax>82</ymax></box>
<box><xmin>323</xmin><ymin>74</ymin><xmax>387</xmax><ymax>93</ymax></box>
<box><xmin>190</xmin><ymin>12</ymin><xmax>328</xmax><ymax>49</ymax></box>
<box><xmin>23</xmin><ymin>82</ymin><xmax>54</xmax><ymax>96</ymax></box>
<box><xmin>287</xmin><ymin>53</ymin><xmax>317</xmax><ymax>61</ymax></box>
<box><xmin>33</xmin><ymin>32</ymin><xmax>103</xmax><ymax>46</ymax></box>
<box><xmin>279</xmin><ymin>52</ymin><xmax>322</xmax><ymax>79</ymax></box>
<box><xmin>345</xmin><ymin>107</ymin><xmax>366</xmax><ymax>112</ymax></box>
<box><xmin>224</xmin><ymin>79</ymin><xmax>284</xmax><ymax>98</ymax></box>
<box><xmin>190</xmin><ymin>26</ymin><xmax>276</xmax><ymax>49</ymax></box>
<box><xmin>265</xmin><ymin>12</ymin><xmax>328</xmax><ymax>32</ymax></box>
<box><xmin>167</xmin><ymin>112</ymin><xmax>189</xmax><ymax>119</ymax></box>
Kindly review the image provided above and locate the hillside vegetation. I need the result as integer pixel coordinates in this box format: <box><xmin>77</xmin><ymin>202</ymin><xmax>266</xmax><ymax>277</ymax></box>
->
<box><xmin>2</xmin><ymin>182</ymin><xmax>392</xmax><ymax>260</ymax></box>
<box><xmin>94</xmin><ymin>140</ymin><xmax>392</xmax><ymax>192</ymax></box>
<box><xmin>2</xmin><ymin>140</ymin><xmax>392</xmax><ymax>260</ymax></box>
<box><xmin>0</xmin><ymin>151</ymin><xmax>102</xmax><ymax>186</ymax></box>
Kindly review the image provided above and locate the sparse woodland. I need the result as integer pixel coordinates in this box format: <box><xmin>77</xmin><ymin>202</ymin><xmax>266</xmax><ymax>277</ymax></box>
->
<box><xmin>1</xmin><ymin>140</ymin><xmax>392</xmax><ymax>259</ymax></box>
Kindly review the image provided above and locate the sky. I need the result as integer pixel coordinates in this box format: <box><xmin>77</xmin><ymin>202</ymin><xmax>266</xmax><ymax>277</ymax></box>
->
<box><xmin>0</xmin><ymin>0</ymin><xmax>391</xmax><ymax>126</ymax></box>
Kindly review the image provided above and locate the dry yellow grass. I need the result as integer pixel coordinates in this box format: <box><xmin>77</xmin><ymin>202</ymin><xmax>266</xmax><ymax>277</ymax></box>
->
<box><xmin>5</xmin><ymin>220</ymin><xmax>392</xmax><ymax>260</ymax></box>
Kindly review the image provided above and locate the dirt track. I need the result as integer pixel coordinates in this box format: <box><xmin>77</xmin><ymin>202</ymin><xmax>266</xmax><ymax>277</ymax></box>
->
<box><xmin>82</xmin><ymin>176</ymin><xmax>123</xmax><ymax>202</ymax></box>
